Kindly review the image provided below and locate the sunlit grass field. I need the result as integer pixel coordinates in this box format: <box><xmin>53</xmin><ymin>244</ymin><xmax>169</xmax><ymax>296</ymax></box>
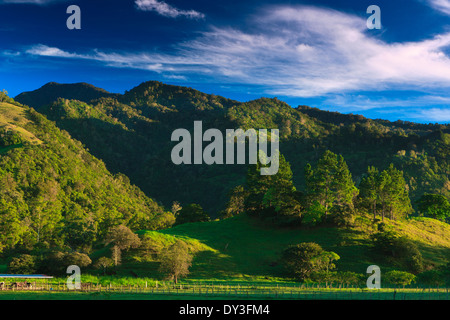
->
<box><xmin>0</xmin><ymin>102</ymin><xmax>42</xmax><ymax>145</ymax></box>
<box><xmin>0</xmin><ymin>287</ymin><xmax>448</xmax><ymax>300</ymax></box>
<box><xmin>125</xmin><ymin>214</ymin><xmax>450</xmax><ymax>280</ymax></box>
<box><xmin>1</xmin><ymin>214</ymin><xmax>449</xmax><ymax>300</ymax></box>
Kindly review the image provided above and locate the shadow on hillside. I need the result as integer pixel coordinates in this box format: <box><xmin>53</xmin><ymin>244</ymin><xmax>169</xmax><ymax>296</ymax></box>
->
<box><xmin>410</xmin><ymin>239</ymin><xmax>450</xmax><ymax>267</ymax></box>
<box><xmin>53</xmin><ymin>117</ymin><xmax>155</xmax><ymax>175</ymax></box>
<box><xmin>189</xmin><ymin>250</ymin><xmax>240</xmax><ymax>279</ymax></box>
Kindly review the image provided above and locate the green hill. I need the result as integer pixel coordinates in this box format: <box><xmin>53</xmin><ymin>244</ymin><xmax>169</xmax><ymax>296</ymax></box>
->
<box><xmin>15</xmin><ymin>82</ymin><xmax>118</xmax><ymax>110</ymax></box>
<box><xmin>118</xmin><ymin>214</ymin><xmax>450</xmax><ymax>281</ymax></box>
<box><xmin>0</xmin><ymin>102</ymin><xmax>42</xmax><ymax>147</ymax></box>
<box><xmin>0</xmin><ymin>98</ymin><xmax>172</xmax><ymax>254</ymax></box>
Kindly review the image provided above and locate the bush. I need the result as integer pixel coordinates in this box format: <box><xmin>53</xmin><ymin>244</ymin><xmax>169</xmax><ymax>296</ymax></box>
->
<box><xmin>384</xmin><ymin>270</ymin><xmax>416</xmax><ymax>287</ymax></box>
<box><xmin>281</xmin><ymin>242</ymin><xmax>340</xmax><ymax>281</ymax></box>
<box><xmin>310</xmin><ymin>271</ymin><xmax>337</xmax><ymax>284</ymax></box>
<box><xmin>8</xmin><ymin>254</ymin><xmax>37</xmax><ymax>274</ymax></box>
<box><xmin>335</xmin><ymin>271</ymin><xmax>364</xmax><ymax>286</ymax></box>
<box><xmin>93</xmin><ymin>257</ymin><xmax>114</xmax><ymax>275</ymax></box>
<box><xmin>416</xmin><ymin>194</ymin><xmax>450</xmax><ymax>222</ymax></box>
<box><xmin>38</xmin><ymin>250</ymin><xmax>67</xmax><ymax>275</ymax></box>
<box><xmin>0</xmin><ymin>128</ymin><xmax>23</xmax><ymax>148</ymax></box>
<box><xmin>371</xmin><ymin>231</ymin><xmax>423</xmax><ymax>273</ymax></box>
<box><xmin>64</xmin><ymin>252</ymin><xmax>92</xmax><ymax>268</ymax></box>
<box><xmin>38</xmin><ymin>250</ymin><xmax>92</xmax><ymax>276</ymax></box>
<box><xmin>329</xmin><ymin>204</ymin><xmax>356</xmax><ymax>227</ymax></box>
<box><xmin>417</xmin><ymin>270</ymin><xmax>445</xmax><ymax>287</ymax></box>
<box><xmin>175</xmin><ymin>204</ymin><xmax>210</xmax><ymax>225</ymax></box>
<box><xmin>302</xmin><ymin>202</ymin><xmax>326</xmax><ymax>226</ymax></box>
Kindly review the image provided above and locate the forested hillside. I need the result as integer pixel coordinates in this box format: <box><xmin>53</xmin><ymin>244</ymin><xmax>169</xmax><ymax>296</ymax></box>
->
<box><xmin>0</xmin><ymin>94</ymin><xmax>172</xmax><ymax>254</ymax></box>
<box><xmin>15</xmin><ymin>81</ymin><xmax>450</xmax><ymax>217</ymax></box>
<box><xmin>15</xmin><ymin>82</ymin><xmax>119</xmax><ymax>109</ymax></box>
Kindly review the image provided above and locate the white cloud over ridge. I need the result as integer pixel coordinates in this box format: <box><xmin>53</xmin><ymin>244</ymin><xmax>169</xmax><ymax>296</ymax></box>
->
<box><xmin>24</xmin><ymin>6</ymin><xmax>450</xmax><ymax>99</ymax></box>
<box><xmin>26</xmin><ymin>44</ymin><xmax>167</xmax><ymax>72</ymax></box>
<box><xmin>135</xmin><ymin>0</ymin><xmax>205</xmax><ymax>19</ymax></box>
<box><xmin>416</xmin><ymin>107</ymin><xmax>450</xmax><ymax>121</ymax></box>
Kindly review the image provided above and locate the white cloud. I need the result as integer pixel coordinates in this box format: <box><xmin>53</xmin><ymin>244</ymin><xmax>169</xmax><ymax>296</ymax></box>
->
<box><xmin>412</xmin><ymin>107</ymin><xmax>450</xmax><ymax>122</ymax></box>
<box><xmin>2</xmin><ymin>50</ymin><xmax>21</xmax><ymax>56</ymax></box>
<box><xmin>0</xmin><ymin>0</ymin><xmax>67</xmax><ymax>4</ymax></box>
<box><xmin>23</xmin><ymin>6</ymin><xmax>450</xmax><ymax>98</ymax></box>
<box><xmin>26</xmin><ymin>44</ymin><xmax>168</xmax><ymax>73</ymax></box>
<box><xmin>26</xmin><ymin>44</ymin><xmax>80</xmax><ymax>58</ymax></box>
<box><xmin>426</xmin><ymin>0</ymin><xmax>450</xmax><ymax>15</ymax></box>
<box><xmin>135</xmin><ymin>0</ymin><xmax>204</xmax><ymax>19</ymax></box>
<box><xmin>323</xmin><ymin>94</ymin><xmax>450</xmax><ymax>111</ymax></box>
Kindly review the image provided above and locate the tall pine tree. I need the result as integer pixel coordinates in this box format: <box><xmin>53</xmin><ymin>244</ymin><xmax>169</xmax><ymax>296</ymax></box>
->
<box><xmin>244</xmin><ymin>153</ymin><xmax>301</xmax><ymax>223</ymax></box>
<box><xmin>305</xmin><ymin>150</ymin><xmax>358</xmax><ymax>221</ymax></box>
<box><xmin>359</xmin><ymin>164</ymin><xmax>412</xmax><ymax>221</ymax></box>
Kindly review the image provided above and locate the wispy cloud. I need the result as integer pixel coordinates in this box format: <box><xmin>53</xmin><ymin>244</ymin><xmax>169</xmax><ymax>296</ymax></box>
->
<box><xmin>414</xmin><ymin>107</ymin><xmax>450</xmax><ymax>121</ymax></box>
<box><xmin>0</xmin><ymin>0</ymin><xmax>68</xmax><ymax>4</ymax></box>
<box><xmin>135</xmin><ymin>0</ymin><xmax>205</xmax><ymax>19</ymax></box>
<box><xmin>26</xmin><ymin>44</ymin><xmax>169</xmax><ymax>73</ymax></box>
<box><xmin>426</xmin><ymin>0</ymin><xmax>450</xmax><ymax>15</ymax></box>
<box><xmin>23</xmin><ymin>6</ymin><xmax>450</xmax><ymax>99</ymax></box>
<box><xmin>323</xmin><ymin>94</ymin><xmax>450</xmax><ymax>111</ymax></box>
<box><xmin>316</xmin><ymin>94</ymin><xmax>450</xmax><ymax>123</ymax></box>
<box><xmin>26</xmin><ymin>44</ymin><xmax>80</xmax><ymax>58</ymax></box>
<box><xmin>2</xmin><ymin>50</ymin><xmax>21</xmax><ymax>56</ymax></box>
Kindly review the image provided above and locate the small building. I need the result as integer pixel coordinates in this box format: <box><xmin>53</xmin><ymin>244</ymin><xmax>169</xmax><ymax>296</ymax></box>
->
<box><xmin>0</xmin><ymin>274</ymin><xmax>53</xmax><ymax>279</ymax></box>
<box><xmin>0</xmin><ymin>274</ymin><xmax>54</xmax><ymax>290</ymax></box>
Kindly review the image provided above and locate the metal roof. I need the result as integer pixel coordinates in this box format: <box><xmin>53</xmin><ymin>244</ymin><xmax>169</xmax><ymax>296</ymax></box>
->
<box><xmin>0</xmin><ymin>274</ymin><xmax>54</xmax><ymax>279</ymax></box>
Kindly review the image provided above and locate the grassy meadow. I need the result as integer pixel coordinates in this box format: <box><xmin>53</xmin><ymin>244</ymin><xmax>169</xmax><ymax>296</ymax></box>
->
<box><xmin>120</xmin><ymin>214</ymin><xmax>450</xmax><ymax>281</ymax></box>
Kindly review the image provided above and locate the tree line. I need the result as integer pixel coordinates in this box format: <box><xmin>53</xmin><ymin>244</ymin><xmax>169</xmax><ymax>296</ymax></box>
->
<box><xmin>222</xmin><ymin>149</ymin><xmax>449</xmax><ymax>226</ymax></box>
<box><xmin>7</xmin><ymin>224</ymin><xmax>193</xmax><ymax>284</ymax></box>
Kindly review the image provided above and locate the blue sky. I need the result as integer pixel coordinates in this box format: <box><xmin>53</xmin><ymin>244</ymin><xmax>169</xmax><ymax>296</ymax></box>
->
<box><xmin>1</xmin><ymin>0</ymin><xmax>450</xmax><ymax>123</ymax></box>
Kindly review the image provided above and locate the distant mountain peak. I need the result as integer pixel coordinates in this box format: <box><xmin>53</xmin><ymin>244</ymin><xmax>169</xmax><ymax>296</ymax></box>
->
<box><xmin>121</xmin><ymin>80</ymin><xmax>238</xmax><ymax>111</ymax></box>
<box><xmin>15</xmin><ymin>82</ymin><xmax>117</xmax><ymax>109</ymax></box>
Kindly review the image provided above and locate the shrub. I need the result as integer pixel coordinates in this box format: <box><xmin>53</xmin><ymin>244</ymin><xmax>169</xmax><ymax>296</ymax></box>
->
<box><xmin>302</xmin><ymin>202</ymin><xmax>326</xmax><ymax>226</ymax></box>
<box><xmin>371</xmin><ymin>231</ymin><xmax>423</xmax><ymax>273</ymax></box>
<box><xmin>38</xmin><ymin>250</ymin><xmax>92</xmax><ymax>276</ymax></box>
<box><xmin>38</xmin><ymin>250</ymin><xmax>66</xmax><ymax>275</ymax></box>
<box><xmin>281</xmin><ymin>242</ymin><xmax>340</xmax><ymax>281</ymax></box>
<box><xmin>8</xmin><ymin>254</ymin><xmax>37</xmax><ymax>274</ymax></box>
<box><xmin>335</xmin><ymin>271</ymin><xmax>364</xmax><ymax>286</ymax></box>
<box><xmin>310</xmin><ymin>271</ymin><xmax>337</xmax><ymax>284</ymax></box>
<box><xmin>93</xmin><ymin>257</ymin><xmax>114</xmax><ymax>275</ymax></box>
<box><xmin>329</xmin><ymin>204</ymin><xmax>356</xmax><ymax>227</ymax></box>
<box><xmin>175</xmin><ymin>204</ymin><xmax>210</xmax><ymax>225</ymax></box>
<box><xmin>384</xmin><ymin>270</ymin><xmax>416</xmax><ymax>287</ymax></box>
<box><xmin>417</xmin><ymin>270</ymin><xmax>445</xmax><ymax>287</ymax></box>
<box><xmin>64</xmin><ymin>252</ymin><xmax>92</xmax><ymax>268</ymax></box>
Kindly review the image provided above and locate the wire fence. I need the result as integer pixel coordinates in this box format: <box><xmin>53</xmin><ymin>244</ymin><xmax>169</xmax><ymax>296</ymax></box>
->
<box><xmin>0</xmin><ymin>280</ymin><xmax>449</xmax><ymax>300</ymax></box>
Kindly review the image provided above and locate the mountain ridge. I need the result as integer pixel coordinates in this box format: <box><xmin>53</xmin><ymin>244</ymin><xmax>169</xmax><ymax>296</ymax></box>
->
<box><xmin>16</xmin><ymin>81</ymin><xmax>450</xmax><ymax>127</ymax></box>
<box><xmin>13</xmin><ymin>81</ymin><xmax>450</xmax><ymax>216</ymax></box>
<box><xmin>15</xmin><ymin>82</ymin><xmax>119</xmax><ymax>110</ymax></box>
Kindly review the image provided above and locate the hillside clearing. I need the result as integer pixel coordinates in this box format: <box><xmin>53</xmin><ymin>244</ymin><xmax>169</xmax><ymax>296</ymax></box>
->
<box><xmin>0</xmin><ymin>102</ymin><xmax>42</xmax><ymax>145</ymax></box>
